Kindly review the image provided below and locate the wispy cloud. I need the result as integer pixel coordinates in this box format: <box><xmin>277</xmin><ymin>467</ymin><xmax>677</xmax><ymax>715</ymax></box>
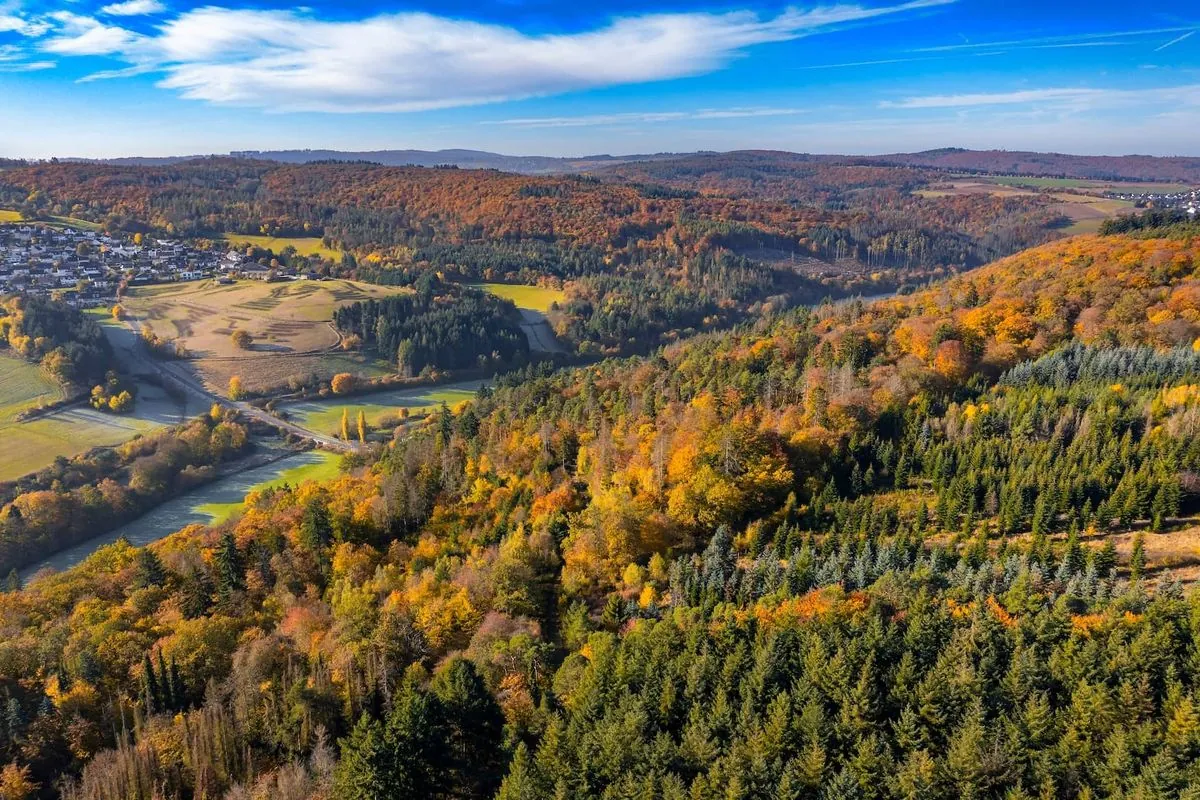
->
<box><xmin>0</xmin><ymin>59</ymin><xmax>53</xmax><ymax>71</ymax></box>
<box><xmin>99</xmin><ymin>0</ymin><xmax>166</xmax><ymax>16</ymax></box>
<box><xmin>881</xmin><ymin>87</ymin><xmax>1112</xmax><ymax>109</ymax></box>
<box><xmin>881</xmin><ymin>84</ymin><xmax>1200</xmax><ymax>110</ymax></box>
<box><xmin>0</xmin><ymin>24</ymin><xmax>53</xmax><ymax>69</ymax></box>
<box><xmin>40</xmin><ymin>11</ymin><xmax>139</xmax><ymax>55</ymax></box>
<box><xmin>490</xmin><ymin>107</ymin><xmax>807</xmax><ymax>128</ymax></box>
<box><xmin>6</xmin><ymin>0</ymin><xmax>953</xmax><ymax>112</ymax></box>
<box><xmin>797</xmin><ymin>33</ymin><xmax>1129</xmax><ymax>71</ymax></box>
<box><xmin>0</xmin><ymin>12</ymin><xmax>49</xmax><ymax>37</ymax></box>
<box><xmin>798</xmin><ymin>56</ymin><xmax>935</xmax><ymax>69</ymax></box>
<box><xmin>914</xmin><ymin>26</ymin><xmax>1197</xmax><ymax>53</ymax></box>
<box><xmin>0</xmin><ymin>43</ymin><xmax>53</xmax><ymax>70</ymax></box>
<box><xmin>1155</xmin><ymin>30</ymin><xmax>1196</xmax><ymax>52</ymax></box>
<box><xmin>75</xmin><ymin>63</ymin><xmax>158</xmax><ymax>82</ymax></box>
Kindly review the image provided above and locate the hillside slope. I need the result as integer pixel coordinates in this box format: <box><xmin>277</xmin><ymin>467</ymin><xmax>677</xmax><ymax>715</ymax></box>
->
<box><xmin>5</xmin><ymin>228</ymin><xmax>1200</xmax><ymax>796</ymax></box>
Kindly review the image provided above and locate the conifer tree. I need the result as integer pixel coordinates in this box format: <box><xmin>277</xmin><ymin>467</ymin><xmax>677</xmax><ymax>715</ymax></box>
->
<box><xmin>333</xmin><ymin>714</ymin><xmax>390</xmax><ymax>800</ymax></box>
<box><xmin>497</xmin><ymin>743</ymin><xmax>540</xmax><ymax>800</ymax></box>
<box><xmin>433</xmin><ymin>659</ymin><xmax>506</xmax><ymax>798</ymax></box>
<box><xmin>214</xmin><ymin>531</ymin><xmax>244</xmax><ymax>596</ymax></box>
<box><xmin>1130</xmin><ymin>532</ymin><xmax>1147</xmax><ymax>581</ymax></box>
<box><xmin>133</xmin><ymin>547</ymin><xmax>165</xmax><ymax>589</ymax></box>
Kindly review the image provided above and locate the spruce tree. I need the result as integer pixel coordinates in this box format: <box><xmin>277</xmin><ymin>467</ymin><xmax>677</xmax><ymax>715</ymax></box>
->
<box><xmin>214</xmin><ymin>531</ymin><xmax>244</xmax><ymax>596</ymax></box>
<box><xmin>133</xmin><ymin>547</ymin><xmax>166</xmax><ymax>589</ymax></box>
<box><xmin>333</xmin><ymin>714</ymin><xmax>390</xmax><ymax>800</ymax></box>
<box><xmin>1130</xmin><ymin>532</ymin><xmax>1146</xmax><ymax>581</ymax></box>
<box><xmin>497</xmin><ymin>743</ymin><xmax>540</xmax><ymax>800</ymax></box>
<box><xmin>432</xmin><ymin>658</ymin><xmax>506</xmax><ymax>798</ymax></box>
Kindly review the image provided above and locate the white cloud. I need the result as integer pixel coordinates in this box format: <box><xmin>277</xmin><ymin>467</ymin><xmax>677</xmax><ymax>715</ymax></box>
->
<box><xmin>491</xmin><ymin>107</ymin><xmax>807</xmax><ymax>128</ymax></box>
<box><xmin>99</xmin><ymin>0</ymin><xmax>166</xmax><ymax>17</ymax></box>
<box><xmin>882</xmin><ymin>88</ymin><xmax>1113</xmax><ymax>109</ymax></box>
<box><xmin>40</xmin><ymin>12</ymin><xmax>141</xmax><ymax>56</ymax></box>
<box><xmin>0</xmin><ymin>12</ymin><xmax>49</xmax><ymax>37</ymax></box>
<box><xmin>22</xmin><ymin>0</ymin><xmax>952</xmax><ymax>112</ymax></box>
<box><xmin>881</xmin><ymin>84</ymin><xmax>1200</xmax><ymax>110</ymax></box>
<box><xmin>0</xmin><ymin>59</ymin><xmax>53</xmax><ymax>71</ymax></box>
<box><xmin>914</xmin><ymin>26</ymin><xmax>1196</xmax><ymax>53</ymax></box>
<box><xmin>0</xmin><ymin>29</ymin><xmax>53</xmax><ymax>69</ymax></box>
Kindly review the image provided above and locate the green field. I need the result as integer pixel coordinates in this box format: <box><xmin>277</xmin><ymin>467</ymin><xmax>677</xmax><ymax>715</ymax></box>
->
<box><xmin>0</xmin><ymin>410</ymin><xmax>166</xmax><ymax>482</ymax></box>
<box><xmin>47</xmin><ymin>215</ymin><xmax>102</xmax><ymax>231</ymax></box>
<box><xmin>473</xmin><ymin>283</ymin><xmax>565</xmax><ymax>312</ymax></box>
<box><xmin>195</xmin><ymin>450</ymin><xmax>342</xmax><ymax>523</ymax></box>
<box><xmin>0</xmin><ymin>356</ymin><xmax>62</xmax><ymax>423</ymax></box>
<box><xmin>977</xmin><ymin>176</ymin><xmax>1193</xmax><ymax>192</ymax></box>
<box><xmin>0</xmin><ymin>209</ymin><xmax>102</xmax><ymax>230</ymax></box>
<box><xmin>0</xmin><ymin>359</ymin><xmax>206</xmax><ymax>482</ymax></box>
<box><xmin>282</xmin><ymin>381</ymin><xmax>484</xmax><ymax>437</ymax></box>
<box><xmin>225</xmin><ymin>234</ymin><xmax>343</xmax><ymax>261</ymax></box>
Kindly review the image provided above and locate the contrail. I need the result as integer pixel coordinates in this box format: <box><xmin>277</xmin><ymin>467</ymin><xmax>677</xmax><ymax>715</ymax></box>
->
<box><xmin>1155</xmin><ymin>30</ymin><xmax>1195</xmax><ymax>51</ymax></box>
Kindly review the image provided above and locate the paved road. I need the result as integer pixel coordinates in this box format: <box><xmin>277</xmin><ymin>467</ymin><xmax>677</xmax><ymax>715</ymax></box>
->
<box><xmin>106</xmin><ymin>316</ymin><xmax>360</xmax><ymax>452</ymax></box>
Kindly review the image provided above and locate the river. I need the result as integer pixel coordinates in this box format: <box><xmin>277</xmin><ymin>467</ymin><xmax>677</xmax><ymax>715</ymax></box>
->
<box><xmin>21</xmin><ymin>293</ymin><xmax>897</xmax><ymax>580</ymax></box>
<box><xmin>18</xmin><ymin>380</ymin><xmax>489</xmax><ymax>581</ymax></box>
<box><xmin>20</xmin><ymin>450</ymin><xmax>332</xmax><ymax>581</ymax></box>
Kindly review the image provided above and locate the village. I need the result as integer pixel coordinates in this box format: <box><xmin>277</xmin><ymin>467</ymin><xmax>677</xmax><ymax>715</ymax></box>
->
<box><xmin>1109</xmin><ymin>185</ymin><xmax>1200</xmax><ymax>216</ymax></box>
<box><xmin>0</xmin><ymin>222</ymin><xmax>302</xmax><ymax>307</ymax></box>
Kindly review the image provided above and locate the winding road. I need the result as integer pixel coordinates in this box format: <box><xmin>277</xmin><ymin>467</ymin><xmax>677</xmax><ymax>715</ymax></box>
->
<box><xmin>104</xmin><ymin>316</ymin><xmax>360</xmax><ymax>452</ymax></box>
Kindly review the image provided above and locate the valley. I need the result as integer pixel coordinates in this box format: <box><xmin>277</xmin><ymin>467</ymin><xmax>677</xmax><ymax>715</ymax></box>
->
<box><xmin>1</xmin><ymin>149</ymin><xmax>1199</xmax><ymax>800</ymax></box>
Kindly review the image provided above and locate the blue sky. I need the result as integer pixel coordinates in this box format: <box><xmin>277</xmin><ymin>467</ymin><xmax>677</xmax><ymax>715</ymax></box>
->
<box><xmin>0</xmin><ymin>0</ymin><xmax>1197</xmax><ymax>158</ymax></box>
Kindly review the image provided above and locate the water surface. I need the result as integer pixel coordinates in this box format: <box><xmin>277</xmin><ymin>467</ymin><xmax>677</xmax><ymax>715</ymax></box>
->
<box><xmin>20</xmin><ymin>450</ymin><xmax>330</xmax><ymax>580</ymax></box>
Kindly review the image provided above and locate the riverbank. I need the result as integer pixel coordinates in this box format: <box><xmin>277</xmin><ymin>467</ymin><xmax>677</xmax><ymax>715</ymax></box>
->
<box><xmin>19</xmin><ymin>448</ymin><xmax>337</xmax><ymax>582</ymax></box>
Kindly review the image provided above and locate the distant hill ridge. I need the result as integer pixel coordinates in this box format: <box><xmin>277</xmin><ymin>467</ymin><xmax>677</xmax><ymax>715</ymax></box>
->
<box><xmin>865</xmin><ymin>148</ymin><xmax>1200</xmax><ymax>183</ymax></box>
<box><xmin>14</xmin><ymin>147</ymin><xmax>1200</xmax><ymax>183</ymax></box>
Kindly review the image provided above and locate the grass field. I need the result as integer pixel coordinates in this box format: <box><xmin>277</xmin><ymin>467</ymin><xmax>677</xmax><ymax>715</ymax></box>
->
<box><xmin>0</xmin><ymin>355</ymin><xmax>62</xmax><ymax>423</ymax></box>
<box><xmin>473</xmin><ymin>283</ymin><xmax>565</xmax><ymax>312</ymax></box>
<box><xmin>993</xmin><ymin>177</ymin><xmax>1193</xmax><ymax>192</ymax></box>
<box><xmin>942</xmin><ymin>174</ymin><xmax>1194</xmax><ymax>192</ymax></box>
<box><xmin>46</xmin><ymin>215</ymin><xmax>102</xmax><ymax>231</ymax></box>
<box><xmin>0</xmin><ymin>209</ymin><xmax>103</xmax><ymax>230</ymax></box>
<box><xmin>122</xmin><ymin>279</ymin><xmax>410</xmax><ymax>393</ymax></box>
<box><xmin>195</xmin><ymin>450</ymin><xmax>342</xmax><ymax>523</ymax></box>
<box><xmin>916</xmin><ymin>180</ymin><xmax>1135</xmax><ymax>235</ymax></box>
<box><xmin>282</xmin><ymin>381</ymin><xmax>484</xmax><ymax>437</ymax></box>
<box><xmin>1059</xmin><ymin>197</ymin><xmax>1136</xmax><ymax>234</ymax></box>
<box><xmin>225</xmin><ymin>234</ymin><xmax>342</xmax><ymax>261</ymax></box>
<box><xmin>0</xmin><ymin>372</ymin><xmax>199</xmax><ymax>482</ymax></box>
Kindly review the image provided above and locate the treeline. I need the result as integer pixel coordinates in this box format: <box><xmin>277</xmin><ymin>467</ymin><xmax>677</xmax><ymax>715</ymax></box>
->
<box><xmin>332</xmin><ymin>281</ymin><xmax>529</xmax><ymax>374</ymax></box>
<box><xmin>0</xmin><ymin>296</ymin><xmax>113</xmax><ymax>390</ymax></box>
<box><xmin>0</xmin><ymin>157</ymin><xmax>1080</xmax><ymax>363</ymax></box>
<box><xmin>1101</xmin><ymin>209</ymin><xmax>1200</xmax><ymax>236</ymax></box>
<box><xmin>0</xmin><ymin>411</ymin><xmax>251</xmax><ymax>575</ymax></box>
<box><xmin>405</xmin><ymin>241</ymin><xmax>603</xmax><ymax>284</ymax></box>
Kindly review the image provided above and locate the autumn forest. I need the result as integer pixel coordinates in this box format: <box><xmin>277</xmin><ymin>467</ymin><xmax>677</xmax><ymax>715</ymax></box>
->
<box><xmin>0</xmin><ymin>152</ymin><xmax>1199</xmax><ymax>800</ymax></box>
